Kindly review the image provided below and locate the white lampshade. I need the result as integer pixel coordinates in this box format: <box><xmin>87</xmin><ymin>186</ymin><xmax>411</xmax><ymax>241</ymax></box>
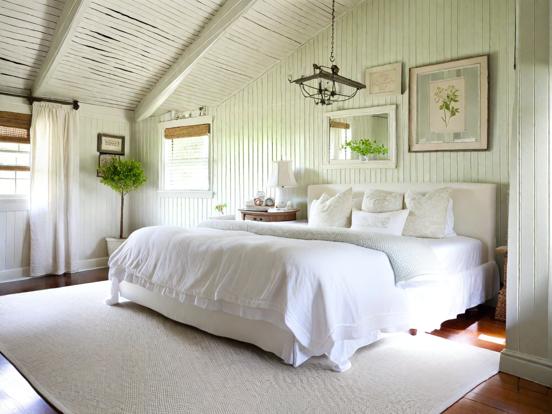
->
<box><xmin>269</xmin><ymin>160</ymin><xmax>297</xmax><ymax>187</ymax></box>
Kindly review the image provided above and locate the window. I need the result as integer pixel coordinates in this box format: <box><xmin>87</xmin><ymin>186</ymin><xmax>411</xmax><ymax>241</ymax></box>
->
<box><xmin>161</xmin><ymin>119</ymin><xmax>210</xmax><ymax>193</ymax></box>
<box><xmin>0</xmin><ymin>111</ymin><xmax>31</xmax><ymax>196</ymax></box>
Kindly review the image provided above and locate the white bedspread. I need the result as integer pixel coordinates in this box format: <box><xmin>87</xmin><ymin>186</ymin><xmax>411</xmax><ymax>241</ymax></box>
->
<box><xmin>107</xmin><ymin>225</ymin><xmax>413</xmax><ymax>370</ymax></box>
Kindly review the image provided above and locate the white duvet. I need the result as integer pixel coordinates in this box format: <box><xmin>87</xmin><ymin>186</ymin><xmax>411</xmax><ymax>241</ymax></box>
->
<box><xmin>107</xmin><ymin>225</ymin><xmax>413</xmax><ymax>370</ymax></box>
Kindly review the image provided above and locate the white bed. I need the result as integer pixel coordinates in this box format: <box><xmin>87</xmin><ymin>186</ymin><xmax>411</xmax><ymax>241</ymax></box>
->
<box><xmin>108</xmin><ymin>183</ymin><xmax>499</xmax><ymax>371</ymax></box>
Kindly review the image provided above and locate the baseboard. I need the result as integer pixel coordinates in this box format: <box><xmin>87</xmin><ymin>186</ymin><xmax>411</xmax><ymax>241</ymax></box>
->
<box><xmin>500</xmin><ymin>349</ymin><xmax>552</xmax><ymax>387</ymax></box>
<box><xmin>0</xmin><ymin>267</ymin><xmax>30</xmax><ymax>282</ymax></box>
<box><xmin>78</xmin><ymin>257</ymin><xmax>108</xmax><ymax>272</ymax></box>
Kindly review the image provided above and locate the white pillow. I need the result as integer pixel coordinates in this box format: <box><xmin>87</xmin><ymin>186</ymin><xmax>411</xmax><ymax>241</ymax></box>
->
<box><xmin>309</xmin><ymin>188</ymin><xmax>353</xmax><ymax>228</ymax></box>
<box><xmin>445</xmin><ymin>199</ymin><xmax>456</xmax><ymax>237</ymax></box>
<box><xmin>361</xmin><ymin>189</ymin><xmax>404</xmax><ymax>213</ymax></box>
<box><xmin>351</xmin><ymin>209</ymin><xmax>409</xmax><ymax>235</ymax></box>
<box><xmin>402</xmin><ymin>188</ymin><xmax>452</xmax><ymax>238</ymax></box>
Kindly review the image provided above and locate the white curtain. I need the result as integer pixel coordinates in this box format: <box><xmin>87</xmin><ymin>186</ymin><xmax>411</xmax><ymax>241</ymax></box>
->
<box><xmin>29</xmin><ymin>102</ymin><xmax>80</xmax><ymax>276</ymax></box>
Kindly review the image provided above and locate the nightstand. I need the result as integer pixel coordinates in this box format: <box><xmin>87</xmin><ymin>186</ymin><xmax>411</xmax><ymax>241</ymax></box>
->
<box><xmin>494</xmin><ymin>246</ymin><xmax>507</xmax><ymax>322</ymax></box>
<box><xmin>239</xmin><ymin>209</ymin><xmax>299</xmax><ymax>222</ymax></box>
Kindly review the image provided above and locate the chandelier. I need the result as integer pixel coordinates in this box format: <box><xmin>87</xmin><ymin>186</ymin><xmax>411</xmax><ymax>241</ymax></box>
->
<box><xmin>288</xmin><ymin>0</ymin><xmax>365</xmax><ymax>105</ymax></box>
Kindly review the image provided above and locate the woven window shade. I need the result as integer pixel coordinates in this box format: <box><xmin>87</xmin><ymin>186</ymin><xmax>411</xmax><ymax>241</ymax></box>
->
<box><xmin>0</xmin><ymin>112</ymin><xmax>31</xmax><ymax>144</ymax></box>
<box><xmin>164</xmin><ymin>124</ymin><xmax>210</xmax><ymax>139</ymax></box>
<box><xmin>329</xmin><ymin>120</ymin><xmax>350</xmax><ymax>130</ymax></box>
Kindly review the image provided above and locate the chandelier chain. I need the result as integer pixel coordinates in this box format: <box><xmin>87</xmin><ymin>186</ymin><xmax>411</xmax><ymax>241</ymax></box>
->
<box><xmin>330</xmin><ymin>0</ymin><xmax>335</xmax><ymax>63</ymax></box>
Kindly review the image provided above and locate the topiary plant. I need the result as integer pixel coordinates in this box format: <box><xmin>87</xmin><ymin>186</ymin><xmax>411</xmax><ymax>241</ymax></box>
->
<box><xmin>98</xmin><ymin>158</ymin><xmax>146</xmax><ymax>239</ymax></box>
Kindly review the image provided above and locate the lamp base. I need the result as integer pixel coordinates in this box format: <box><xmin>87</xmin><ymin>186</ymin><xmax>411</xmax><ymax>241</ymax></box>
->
<box><xmin>275</xmin><ymin>187</ymin><xmax>288</xmax><ymax>209</ymax></box>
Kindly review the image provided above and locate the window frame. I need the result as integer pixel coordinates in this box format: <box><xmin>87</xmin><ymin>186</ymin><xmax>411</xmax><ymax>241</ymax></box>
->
<box><xmin>158</xmin><ymin>116</ymin><xmax>213</xmax><ymax>199</ymax></box>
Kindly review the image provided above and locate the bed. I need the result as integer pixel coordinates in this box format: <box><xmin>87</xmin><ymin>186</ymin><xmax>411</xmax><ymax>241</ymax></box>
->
<box><xmin>106</xmin><ymin>183</ymin><xmax>499</xmax><ymax>372</ymax></box>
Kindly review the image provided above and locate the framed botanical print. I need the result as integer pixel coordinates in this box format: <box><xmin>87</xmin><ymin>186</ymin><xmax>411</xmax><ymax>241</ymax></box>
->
<box><xmin>97</xmin><ymin>133</ymin><xmax>125</xmax><ymax>155</ymax></box>
<box><xmin>409</xmin><ymin>55</ymin><xmax>488</xmax><ymax>151</ymax></box>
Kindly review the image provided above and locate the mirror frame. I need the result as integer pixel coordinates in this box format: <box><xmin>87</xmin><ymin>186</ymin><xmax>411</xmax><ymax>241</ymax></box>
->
<box><xmin>323</xmin><ymin>105</ymin><xmax>397</xmax><ymax>169</ymax></box>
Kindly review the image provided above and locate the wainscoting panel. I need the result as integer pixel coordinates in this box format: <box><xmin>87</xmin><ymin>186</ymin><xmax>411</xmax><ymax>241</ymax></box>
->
<box><xmin>131</xmin><ymin>0</ymin><xmax>514</xmax><ymax>247</ymax></box>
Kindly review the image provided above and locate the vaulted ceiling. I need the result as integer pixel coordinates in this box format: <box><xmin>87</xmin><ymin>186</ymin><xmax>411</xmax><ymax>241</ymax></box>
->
<box><xmin>0</xmin><ymin>0</ymin><xmax>361</xmax><ymax>117</ymax></box>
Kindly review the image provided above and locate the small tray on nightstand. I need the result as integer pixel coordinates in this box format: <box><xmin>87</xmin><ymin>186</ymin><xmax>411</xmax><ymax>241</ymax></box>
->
<box><xmin>239</xmin><ymin>209</ymin><xmax>299</xmax><ymax>222</ymax></box>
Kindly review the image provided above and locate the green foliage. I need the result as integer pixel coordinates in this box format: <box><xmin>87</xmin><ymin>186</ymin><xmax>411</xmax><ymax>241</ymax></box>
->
<box><xmin>215</xmin><ymin>203</ymin><xmax>227</xmax><ymax>214</ymax></box>
<box><xmin>99</xmin><ymin>158</ymin><xmax>146</xmax><ymax>196</ymax></box>
<box><xmin>341</xmin><ymin>138</ymin><xmax>388</xmax><ymax>157</ymax></box>
<box><xmin>433</xmin><ymin>85</ymin><xmax>460</xmax><ymax>127</ymax></box>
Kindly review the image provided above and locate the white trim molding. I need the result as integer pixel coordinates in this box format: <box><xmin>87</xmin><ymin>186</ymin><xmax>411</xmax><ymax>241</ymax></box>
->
<box><xmin>500</xmin><ymin>349</ymin><xmax>552</xmax><ymax>387</ymax></box>
<box><xmin>77</xmin><ymin>257</ymin><xmax>108</xmax><ymax>272</ymax></box>
<box><xmin>0</xmin><ymin>267</ymin><xmax>30</xmax><ymax>282</ymax></box>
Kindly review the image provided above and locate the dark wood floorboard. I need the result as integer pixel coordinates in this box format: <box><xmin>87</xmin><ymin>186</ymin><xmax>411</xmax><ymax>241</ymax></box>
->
<box><xmin>1</xmin><ymin>269</ymin><xmax>550</xmax><ymax>413</ymax></box>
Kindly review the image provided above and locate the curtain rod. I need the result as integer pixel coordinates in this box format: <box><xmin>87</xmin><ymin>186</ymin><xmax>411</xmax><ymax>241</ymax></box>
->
<box><xmin>0</xmin><ymin>91</ymin><xmax>80</xmax><ymax>110</ymax></box>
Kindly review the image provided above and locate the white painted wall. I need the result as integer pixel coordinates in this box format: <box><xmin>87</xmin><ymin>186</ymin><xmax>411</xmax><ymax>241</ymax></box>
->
<box><xmin>0</xmin><ymin>95</ymin><xmax>133</xmax><ymax>280</ymax></box>
<box><xmin>131</xmin><ymin>0</ymin><xmax>515</xmax><ymax>248</ymax></box>
<box><xmin>500</xmin><ymin>0</ymin><xmax>552</xmax><ymax>387</ymax></box>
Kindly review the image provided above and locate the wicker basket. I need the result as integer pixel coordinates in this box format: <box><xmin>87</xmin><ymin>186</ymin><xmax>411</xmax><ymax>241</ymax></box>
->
<box><xmin>494</xmin><ymin>248</ymin><xmax>507</xmax><ymax>321</ymax></box>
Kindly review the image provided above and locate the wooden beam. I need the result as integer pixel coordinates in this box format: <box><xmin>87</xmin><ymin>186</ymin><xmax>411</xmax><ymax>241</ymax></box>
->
<box><xmin>32</xmin><ymin>0</ymin><xmax>91</xmax><ymax>97</ymax></box>
<box><xmin>135</xmin><ymin>0</ymin><xmax>257</xmax><ymax>121</ymax></box>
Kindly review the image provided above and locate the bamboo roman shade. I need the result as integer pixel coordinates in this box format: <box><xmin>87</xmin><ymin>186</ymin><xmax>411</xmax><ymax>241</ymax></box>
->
<box><xmin>0</xmin><ymin>111</ymin><xmax>31</xmax><ymax>144</ymax></box>
<box><xmin>329</xmin><ymin>120</ymin><xmax>350</xmax><ymax>130</ymax></box>
<box><xmin>164</xmin><ymin>124</ymin><xmax>210</xmax><ymax>139</ymax></box>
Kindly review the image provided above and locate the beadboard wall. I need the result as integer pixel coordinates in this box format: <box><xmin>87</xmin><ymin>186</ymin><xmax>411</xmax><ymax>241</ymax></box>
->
<box><xmin>131</xmin><ymin>0</ymin><xmax>514</xmax><ymax>247</ymax></box>
<box><xmin>0</xmin><ymin>96</ymin><xmax>132</xmax><ymax>280</ymax></box>
<box><xmin>501</xmin><ymin>0</ymin><xmax>552</xmax><ymax>386</ymax></box>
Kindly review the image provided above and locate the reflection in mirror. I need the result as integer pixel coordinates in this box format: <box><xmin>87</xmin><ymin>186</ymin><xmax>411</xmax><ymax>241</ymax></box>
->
<box><xmin>329</xmin><ymin>114</ymin><xmax>390</xmax><ymax>161</ymax></box>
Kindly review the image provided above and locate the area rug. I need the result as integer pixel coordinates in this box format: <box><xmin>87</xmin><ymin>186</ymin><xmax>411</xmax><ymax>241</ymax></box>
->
<box><xmin>0</xmin><ymin>282</ymin><xmax>499</xmax><ymax>414</ymax></box>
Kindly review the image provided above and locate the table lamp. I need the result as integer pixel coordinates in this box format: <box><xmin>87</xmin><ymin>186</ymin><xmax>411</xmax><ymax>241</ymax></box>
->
<box><xmin>268</xmin><ymin>160</ymin><xmax>297</xmax><ymax>208</ymax></box>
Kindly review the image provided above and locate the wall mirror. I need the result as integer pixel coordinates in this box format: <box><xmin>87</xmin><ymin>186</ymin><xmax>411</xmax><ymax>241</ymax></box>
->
<box><xmin>324</xmin><ymin>105</ymin><xmax>396</xmax><ymax>168</ymax></box>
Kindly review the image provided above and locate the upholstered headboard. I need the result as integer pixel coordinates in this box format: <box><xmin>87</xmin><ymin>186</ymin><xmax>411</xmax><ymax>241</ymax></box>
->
<box><xmin>307</xmin><ymin>183</ymin><xmax>497</xmax><ymax>262</ymax></box>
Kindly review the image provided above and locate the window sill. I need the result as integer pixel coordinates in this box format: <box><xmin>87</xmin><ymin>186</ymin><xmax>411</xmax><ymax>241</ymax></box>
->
<box><xmin>0</xmin><ymin>196</ymin><xmax>28</xmax><ymax>212</ymax></box>
<box><xmin>158</xmin><ymin>190</ymin><xmax>214</xmax><ymax>199</ymax></box>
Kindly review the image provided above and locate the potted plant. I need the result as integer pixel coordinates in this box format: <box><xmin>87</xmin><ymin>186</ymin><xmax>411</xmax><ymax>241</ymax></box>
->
<box><xmin>342</xmin><ymin>138</ymin><xmax>388</xmax><ymax>161</ymax></box>
<box><xmin>215</xmin><ymin>203</ymin><xmax>227</xmax><ymax>215</ymax></box>
<box><xmin>98</xmin><ymin>158</ymin><xmax>147</xmax><ymax>256</ymax></box>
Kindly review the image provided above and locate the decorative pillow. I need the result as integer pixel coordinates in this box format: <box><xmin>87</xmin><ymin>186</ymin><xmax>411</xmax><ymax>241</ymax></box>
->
<box><xmin>402</xmin><ymin>188</ymin><xmax>452</xmax><ymax>238</ymax></box>
<box><xmin>361</xmin><ymin>189</ymin><xmax>404</xmax><ymax>213</ymax></box>
<box><xmin>309</xmin><ymin>188</ymin><xmax>353</xmax><ymax>228</ymax></box>
<box><xmin>351</xmin><ymin>209</ymin><xmax>410</xmax><ymax>236</ymax></box>
<box><xmin>445</xmin><ymin>199</ymin><xmax>456</xmax><ymax>237</ymax></box>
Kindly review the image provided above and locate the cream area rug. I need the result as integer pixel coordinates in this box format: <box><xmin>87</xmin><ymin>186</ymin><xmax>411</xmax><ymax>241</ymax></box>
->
<box><xmin>0</xmin><ymin>282</ymin><xmax>499</xmax><ymax>414</ymax></box>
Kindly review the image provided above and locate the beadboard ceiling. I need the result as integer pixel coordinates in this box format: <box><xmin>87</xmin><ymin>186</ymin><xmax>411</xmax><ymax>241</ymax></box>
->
<box><xmin>0</xmin><ymin>0</ymin><xmax>67</xmax><ymax>95</ymax></box>
<box><xmin>0</xmin><ymin>0</ymin><xmax>361</xmax><ymax>113</ymax></box>
<box><xmin>159</xmin><ymin>0</ymin><xmax>361</xmax><ymax>114</ymax></box>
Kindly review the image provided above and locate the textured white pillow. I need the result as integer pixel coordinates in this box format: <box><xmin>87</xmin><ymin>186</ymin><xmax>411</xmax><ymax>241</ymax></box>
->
<box><xmin>351</xmin><ymin>209</ymin><xmax>410</xmax><ymax>235</ymax></box>
<box><xmin>445</xmin><ymin>199</ymin><xmax>456</xmax><ymax>237</ymax></box>
<box><xmin>402</xmin><ymin>188</ymin><xmax>452</xmax><ymax>238</ymax></box>
<box><xmin>361</xmin><ymin>189</ymin><xmax>404</xmax><ymax>213</ymax></box>
<box><xmin>309</xmin><ymin>188</ymin><xmax>353</xmax><ymax>228</ymax></box>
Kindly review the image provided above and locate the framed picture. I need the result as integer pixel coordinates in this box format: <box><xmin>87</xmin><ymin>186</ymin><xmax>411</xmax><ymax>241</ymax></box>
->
<box><xmin>97</xmin><ymin>153</ymin><xmax>120</xmax><ymax>177</ymax></box>
<box><xmin>97</xmin><ymin>133</ymin><xmax>125</xmax><ymax>155</ymax></box>
<box><xmin>409</xmin><ymin>55</ymin><xmax>488</xmax><ymax>152</ymax></box>
<box><xmin>365</xmin><ymin>62</ymin><xmax>402</xmax><ymax>96</ymax></box>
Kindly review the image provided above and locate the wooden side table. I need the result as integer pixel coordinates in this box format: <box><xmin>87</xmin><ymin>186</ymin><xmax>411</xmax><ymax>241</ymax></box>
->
<box><xmin>494</xmin><ymin>246</ymin><xmax>507</xmax><ymax>322</ymax></box>
<box><xmin>239</xmin><ymin>209</ymin><xmax>299</xmax><ymax>222</ymax></box>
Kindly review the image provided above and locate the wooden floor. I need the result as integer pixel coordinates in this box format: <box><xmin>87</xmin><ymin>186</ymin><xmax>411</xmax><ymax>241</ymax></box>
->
<box><xmin>0</xmin><ymin>269</ymin><xmax>550</xmax><ymax>414</ymax></box>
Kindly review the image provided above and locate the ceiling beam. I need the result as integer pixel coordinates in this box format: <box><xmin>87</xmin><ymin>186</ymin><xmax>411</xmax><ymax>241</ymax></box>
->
<box><xmin>32</xmin><ymin>0</ymin><xmax>91</xmax><ymax>97</ymax></box>
<box><xmin>135</xmin><ymin>0</ymin><xmax>257</xmax><ymax>121</ymax></box>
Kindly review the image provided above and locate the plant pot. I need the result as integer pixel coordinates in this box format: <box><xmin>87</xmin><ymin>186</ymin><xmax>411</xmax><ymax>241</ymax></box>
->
<box><xmin>106</xmin><ymin>237</ymin><xmax>126</xmax><ymax>257</ymax></box>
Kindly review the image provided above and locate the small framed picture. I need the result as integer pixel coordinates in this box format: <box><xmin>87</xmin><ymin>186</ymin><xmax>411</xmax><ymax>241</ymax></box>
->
<box><xmin>365</xmin><ymin>62</ymin><xmax>402</xmax><ymax>96</ymax></box>
<box><xmin>97</xmin><ymin>153</ymin><xmax>120</xmax><ymax>177</ymax></box>
<box><xmin>97</xmin><ymin>133</ymin><xmax>125</xmax><ymax>155</ymax></box>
